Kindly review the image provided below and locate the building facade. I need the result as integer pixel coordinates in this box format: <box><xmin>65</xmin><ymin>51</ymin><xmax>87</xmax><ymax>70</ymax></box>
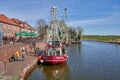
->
<box><xmin>0</xmin><ymin>14</ymin><xmax>36</xmax><ymax>37</ymax></box>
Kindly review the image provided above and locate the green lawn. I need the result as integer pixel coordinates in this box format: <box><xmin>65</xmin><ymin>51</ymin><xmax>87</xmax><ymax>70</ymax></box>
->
<box><xmin>83</xmin><ymin>35</ymin><xmax>120</xmax><ymax>42</ymax></box>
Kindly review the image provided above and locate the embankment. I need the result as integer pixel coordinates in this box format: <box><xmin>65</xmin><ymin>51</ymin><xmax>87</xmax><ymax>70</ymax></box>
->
<box><xmin>83</xmin><ymin>35</ymin><xmax>120</xmax><ymax>44</ymax></box>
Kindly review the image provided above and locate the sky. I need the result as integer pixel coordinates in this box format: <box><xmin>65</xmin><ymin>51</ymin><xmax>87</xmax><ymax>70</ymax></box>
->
<box><xmin>0</xmin><ymin>0</ymin><xmax>120</xmax><ymax>35</ymax></box>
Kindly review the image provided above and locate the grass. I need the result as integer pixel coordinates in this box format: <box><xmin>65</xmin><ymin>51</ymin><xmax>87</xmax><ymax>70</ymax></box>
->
<box><xmin>83</xmin><ymin>35</ymin><xmax>120</xmax><ymax>42</ymax></box>
<box><xmin>0</xmin><ymin>75</ymin><xmax>19</xmax><ymax>80</ymax></box>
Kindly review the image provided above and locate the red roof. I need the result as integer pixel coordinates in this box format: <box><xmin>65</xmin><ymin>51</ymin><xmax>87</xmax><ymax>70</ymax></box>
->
<box><xmin>0</xmin><ymin>14</ymin><xmax>36</xmax><ymax>31</ymax></box>
<box><xmin>0</xmin><ymin>14</ymin><xmax>18</xmax><ymax>26</ymax></box>
<box><xmin>11</xmin><ymin>18</ymin><xmax>24</xmax><ymax>27</ymax></box>
<box><xmin>11</xmin><ymin>18</ymin><xmax>35</xmax><ymax>30</ymax></box>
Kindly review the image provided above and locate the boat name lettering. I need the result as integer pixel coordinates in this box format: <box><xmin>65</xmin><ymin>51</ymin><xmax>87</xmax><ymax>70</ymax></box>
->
<box><xmin>56</xmin><ymin>57</ymin><xmax>64</xmax><ymax>59</ymax></box>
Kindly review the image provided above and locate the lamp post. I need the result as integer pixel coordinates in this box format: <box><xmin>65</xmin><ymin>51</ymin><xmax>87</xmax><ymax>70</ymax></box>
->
<box><xmin>4</xmin><ymin>49</ymin><xmax>7</xmax><ymax>75</ymax></box>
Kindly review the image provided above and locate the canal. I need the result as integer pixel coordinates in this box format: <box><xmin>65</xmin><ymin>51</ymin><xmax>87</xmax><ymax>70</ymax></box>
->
<box><xmin>26</xmin><ymin>40</ymin><xmax>120</xmax><ymax>80</ymax></box>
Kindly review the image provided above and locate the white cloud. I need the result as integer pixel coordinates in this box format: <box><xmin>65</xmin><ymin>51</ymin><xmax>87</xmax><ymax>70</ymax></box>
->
<box><xmin>67</xmin><ymin>15</ymin><xmax>120</xmax><ymax>27</ymax></box>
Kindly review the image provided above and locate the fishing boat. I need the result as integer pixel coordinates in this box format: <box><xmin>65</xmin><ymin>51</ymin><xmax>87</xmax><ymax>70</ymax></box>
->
<box><xmin>38</xmin><ymin>44</ymin><xmax>68</xmax><ymax>65</ymax></box>
<box><xmin>38</xmin><ymin>7</ymin><xmax>68</xmax><ymax>65</ymax></box>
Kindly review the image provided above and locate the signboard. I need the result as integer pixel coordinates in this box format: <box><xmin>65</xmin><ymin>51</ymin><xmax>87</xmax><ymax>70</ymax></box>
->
<box><xmin>0</xmin><ymin>25</ymin><xmax>3</xmax><ymax>45</ymax></box>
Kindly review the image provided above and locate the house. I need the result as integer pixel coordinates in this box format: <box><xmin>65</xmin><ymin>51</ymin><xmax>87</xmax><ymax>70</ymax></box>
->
<box><xmin>11</xmin><ymin>18</ymin><xmax>36</xmax><ymax>33</ymax></box>
<box><xmin>0</xmin><ymin>14</ymin><xmax>36</xmax><ymax>37</ymax></box>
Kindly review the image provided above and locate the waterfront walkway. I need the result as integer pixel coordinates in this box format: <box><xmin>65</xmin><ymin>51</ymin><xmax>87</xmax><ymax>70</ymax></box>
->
<box><xmin>6</xmin><ymin>55</ymin><xmax>37</xmax><ymax>76</ymax></box>
<box><xmin>0</xmin><ymin>61</ymin><xmax>4</xmax><ymax>75</ymax></box>
<box><xmin>0</xmin><ymin>40</ymin><xmax>46</xmax><ymax>80</ymax></box>
<box><xmin>0</xmin><ymin>55</ymin><xmax>37</xmax><ymax>80</ymax></box>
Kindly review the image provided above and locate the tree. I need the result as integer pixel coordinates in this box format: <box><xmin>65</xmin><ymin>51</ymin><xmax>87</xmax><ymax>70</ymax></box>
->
<box><xmin>36</xmin><ymin>19</ymin><xmax>46</xmax><ymax>35</ymax></box>
<box><xmin>59</xmin><ymin>19</ymin><xmax>67</xmax><ymax>29</ymax></box>
<box><xmin>36</xmin><ymin>19</ymin><xmax>48</xmax><ymax>39</ymax></box>
<box><xmin>68</xmin><ymin>27</ymin><xmax>76</xmax><ymax>40</ymax></box>
<box><xmin>68</xmin><ymin>26</ymin><xmax>83</xmax><ymax>41</ymax></box>
<box><xmin>76</xmin><ymin>26</ymin><xmax>84</xmax><ymax>40</ymax></box>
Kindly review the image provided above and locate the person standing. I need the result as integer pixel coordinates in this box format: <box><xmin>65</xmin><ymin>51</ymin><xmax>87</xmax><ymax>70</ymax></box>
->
<box><xmin>21</xmin><ymin>52</ymin><xmax>25</xmax><ymax>61</ymax></box>
<box><xmin>20</xmin><ymin>47</ymin><xmax>26</xmax><ymax>61</ymax></box>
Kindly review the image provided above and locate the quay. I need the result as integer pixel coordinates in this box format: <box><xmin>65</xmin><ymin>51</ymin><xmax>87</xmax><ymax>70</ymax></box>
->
<box><xmin>0</xmin><ymin>40</ymin><xmax>46</xmax><ymax>80</ymax></box>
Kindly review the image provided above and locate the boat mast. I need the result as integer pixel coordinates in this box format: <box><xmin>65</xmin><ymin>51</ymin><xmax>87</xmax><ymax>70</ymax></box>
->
<box><xmin>50</xmin><ymin>6</ymin><xmax>58</xmax><ymax>22</ymax></box>
<box><xmin>50</xmin><ymin>6</ymin><xmax>58</xmax><ymax>41</ymax></box>
<box><xmin>62</xmin><ymin>8</ymin><xmax>67</xmax><ymax>20</ymax></box>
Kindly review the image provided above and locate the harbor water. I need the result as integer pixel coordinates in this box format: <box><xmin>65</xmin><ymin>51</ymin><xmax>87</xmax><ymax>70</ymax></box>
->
<box><xmin>26</xmin><ymin>40</ymin><xmax>120</xmax><ymax>80</ymax></box>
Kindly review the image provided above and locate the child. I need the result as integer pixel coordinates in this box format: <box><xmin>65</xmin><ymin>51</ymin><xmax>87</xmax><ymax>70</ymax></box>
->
<box><xmin>15</xmin><ymin>51</ymin><xmax>20</xmax><ymax>61</ymax></box>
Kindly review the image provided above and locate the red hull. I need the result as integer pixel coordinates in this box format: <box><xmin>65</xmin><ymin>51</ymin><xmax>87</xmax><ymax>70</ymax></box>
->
<box><xmin>47</xmin><ymin>44</ymin><xmax>60</xmax><ymax>47</ymax></box>
<box><xmin>38</xmin><ymin>56</ymin><xmax>67</xmax><ymax>65</ymax></box>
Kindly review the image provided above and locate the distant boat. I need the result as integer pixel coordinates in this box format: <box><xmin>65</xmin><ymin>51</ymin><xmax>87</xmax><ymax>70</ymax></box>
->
<box><xmin>71</xmin><ymin>39</ymin><xmax>81</xmax><ymax>44</ymax></box>
<box><xmin>38</xmin><ymin>7</ymin><xmax>68</xmax><ymax>65</ymax></box>
<box><xmin>71</xmin><ymin>41</ymin><xmax>81</xmax><ymax>44</ymax></box>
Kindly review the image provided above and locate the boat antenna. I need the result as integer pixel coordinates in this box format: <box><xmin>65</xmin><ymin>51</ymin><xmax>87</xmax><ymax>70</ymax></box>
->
<box><xmin>62</xmin><ymin>8</ymin><xmax>67</xmax><ymax>20</ymax></box>
<box><xmin>50</xmin><ymin>6</ymin><xmax>58</xmax><ymax>22</ymax></box>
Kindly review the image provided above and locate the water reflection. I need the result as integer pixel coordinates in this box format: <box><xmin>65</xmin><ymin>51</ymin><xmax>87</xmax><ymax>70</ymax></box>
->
<box><xmin>39</xmin><ymin>63</ymin><xmax>70</xmax><ymax>80</ymax></box>
<box><xmin>26</xmin><ymin>63</ymin><xmax>70</xmax><ymax>80</ymax></box>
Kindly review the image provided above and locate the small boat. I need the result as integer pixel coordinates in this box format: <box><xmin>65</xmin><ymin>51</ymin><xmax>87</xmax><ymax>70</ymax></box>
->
<box><xmin>70</xmin><ymin>38</ymin><xmax>81</xmax><ymax>44</ymax></box>
<box><xmin>71</xmin><ymin>41</ymin><xmax>81</xmax><ymax>44</ymax></box>
<box><xmin>38</xmin><ymin>7</ymin><xmax>68</xmax><ymax>65</ymax></box>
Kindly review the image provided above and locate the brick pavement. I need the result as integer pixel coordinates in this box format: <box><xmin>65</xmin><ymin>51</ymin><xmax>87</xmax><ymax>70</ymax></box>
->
<box><xmin>0</xmin><ymin>41</ymin><xmax>46</xmax><ymax>76</ymax></box>
<box><xmin>0</xmin><ymin>61</ymin><xmax>4</xmax><ymax>75</ymax></box>
<box><xmin>0</xmin><ymin>43</ymin><xmax>25</xmax><ymax>62</ymax></box>
<box><xmin>6</xmin><ymin>55</ymin><xmax>37</xmax><ymax>76</ymax></box>
<box><xmin>0</xmin><ymin>55</ymin><xmax>37</xmax><ymax>80</ymax></box>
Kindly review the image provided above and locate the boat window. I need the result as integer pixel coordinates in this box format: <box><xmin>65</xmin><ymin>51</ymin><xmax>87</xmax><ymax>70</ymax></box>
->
<box><xmin>48</xmin><ymin>50</ymin><xmax>56</xmax><ymax>56</ymax></box>
<box><xmin>52</xmin><ymin>51</ymin><xmax>56</xmax><ymax>56</ymax></box>
<box><xmin>45</xmin><ymin>53</ymin><xmax>48</xmax><ymax>56</ymax></box>
<box><xmin>56</xmin><ymin>51</ymin><xmax>60</xmax><ymax>56</ymax></box>
<box><xmin>49</xmin><ymin>50</ymin><xmax>52</xmax><ymax>56</ymax></box>
<box><xmin>52</xmin><ymin>41</ymin><xmax>60</xmax><ymax>44</ymax></box>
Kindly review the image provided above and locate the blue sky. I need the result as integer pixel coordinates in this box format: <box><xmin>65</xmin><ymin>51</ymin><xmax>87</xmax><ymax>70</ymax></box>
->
<box><xmin>0</xmin><ymin>0</ymin><xmax>120</xmax><ymax>35</ymax></box>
